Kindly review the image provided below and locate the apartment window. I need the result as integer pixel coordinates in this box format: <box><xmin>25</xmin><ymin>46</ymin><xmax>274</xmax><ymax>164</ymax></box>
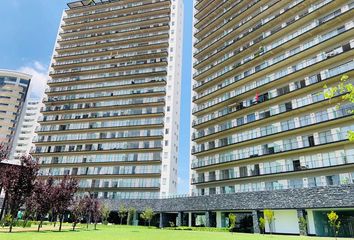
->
<box><xmin>319</xmin><ymin>130</ymin><xmax>333</xmax><ymax>144</ymax></box>
<box><xmin>315</xmin><ymin>110</ymin><xmax>329</xmax><ymax>122</ymax></box>
<box><xmin>237</xmin><ymin>117</ymin><xmax>244</xmax><ymax>126</ymax></box>
<box><xmin>300</xmin><ymin>115</ymin><xmax>311</xmax><ymax>126</ymax></box>
<box><xmin>239</xmin><ymin>166</ymin><xmax>248</xmax><ymax>177</ymax></box>
<box><xmin>247</xmin><ymin>113</ymin><xmax>255</xmax><ymax>122</ymax></box>
<box><xmin>209</xmin><ymin>171</ymin><xmax>216</xmax><ymax>181</ymax></box>
<box><xmin>209</xmin><ymin>188</ymin><xmax>216</xmax><ymax>195</ymax></box>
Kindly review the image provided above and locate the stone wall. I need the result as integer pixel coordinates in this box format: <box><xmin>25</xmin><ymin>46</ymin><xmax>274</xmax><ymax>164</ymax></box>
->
<box><xmin>103</xmin><ymin>185</ymin><xmax>354</xmax><ymax>212</ymax></box>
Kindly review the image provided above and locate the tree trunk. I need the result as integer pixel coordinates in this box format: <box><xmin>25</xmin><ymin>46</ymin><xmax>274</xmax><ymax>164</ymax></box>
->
<box><xmin>120</xmin><ymin>218</ymin><xmax>123</xmax><ymax>225</ymax></box>
<box><xmin>59</xmin><ymin>215</ymin><xmax>63</xmax><ymax>232</ymax></box>
<box><xmin>9</xmin><ymin>217</ymin><xmax>14</xmax><ymax>233</ymax></box>
<box><xmin>38</xmin><ymin>218</ymin><xmax>43</xmax><ymax>232</ymax></box>
<box><xmin>72</xmin><ymin>222</ymin><xmax>77</xmax><ymax>231</ymax></box>
<box><xmin>94</xmin><ymin>222</ymin><xmax>97</xmax><ymax>230</ymax></box>
<box><xmin>0</xmin><ymin>192</ymin><xmax>8</xmax><ymax>220</ymax></box>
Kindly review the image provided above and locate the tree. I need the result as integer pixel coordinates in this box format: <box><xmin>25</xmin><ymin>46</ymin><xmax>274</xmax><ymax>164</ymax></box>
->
<box><xmin>51</xmin><ymin>176</ymin><xmax>78</xmax><ymax>232</ymax></box>
<box><xmin>324</xmin><ymin>74</ymin><xmax>354</xmax><ymax>141</ymax></box>
<box><xmin>118</xmin><ymin>204</ymin><xmax>127</xmax><ymax>225</ymax></box>
<box><xmin>327</xmin><ymin>211</ymin><xmax>341</xmax><ymax>239</ymax></box>
<box><xmin>228</xmin><ymin>213</ymin><xmax>236</xmax><ymax>232</ymax></box>
<box><xmin>264</xmin><ymin>209</ymin><xmax>275</xmax><ymax>234</ymax></box>
<box><xmin>127</xmin><ymin>207</ymin><xmax>136</xmax><ymax>226</ymax></box>
<box><xmin>140</xmin><ymin>208</ymin><xmax>155</xmax><ymax>227</ymax></box>
<box><xmin>92</xmin><ymin>199</ymin><xmax>101</xmax><ymax>230</ymax></box>
<box><xmin>259</xmin><ymin>217</ymin><xmax>265</xmax><ymax>234</ymax></box>
<box><xmin>81</xmin><ymin>195</ymin><xmax>94</xmax><ymax>229</ymax></box>
<box><xmin>71</xmin><ymin>200</ymin><xmax>84</xmax><ymax>231</ymax></box>
<box><xmin>29</xmin><ymin>178</ymin><xmax>54</xmax><ymax>231</ymax></box>
<box><xmin>1</xmin><ymin>155</ymin><xmax>39</xmax><ymax>232</ymax></box>
<box><xmin>100</xmin><ymin>203</ymin><xmax>110</xmax><ymax>225</ymax></box>
<box><xmin>0</xmin><ymin>144</ymin><xmax>9</xmax><ymax>220</ymax></box>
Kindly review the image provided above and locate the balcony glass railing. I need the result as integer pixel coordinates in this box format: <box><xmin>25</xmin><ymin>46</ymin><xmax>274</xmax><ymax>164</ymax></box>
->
<box><xmin>39</xmin><ymin>118</ymin><xmax>164</xmax><ymax>132</ymax></box>
<box><xmin>191</xmin><ymin>128</ymin><xmax>353</xmax><ymax>168</ymax></box>
<box><xmin>58</xmin><ymin>30</ymin><xmax>169</xmax><ymax>51</ymax></box>
<box><xmin>192</xmin><ymin>154</ymin><xmax>354</xmax><ymax>184</ymax></box>
<box><xmin>192</xmin><ymin>42</ymin><xmax>353</xmax><ymax>117</ymax></box>
<box><xmin>191</xmin><ymin>60</ymin><xmax>354</xmax><ymax>127</ymax></box>
<box><xmin>193</xmin><ymin>104</ymin><xmax>352</xmax><ymax>153</ymax></box>
<box><xmin>53</xmin><ymin>49</ymin><xmax>167</xmax><ymax>67</ymax></box>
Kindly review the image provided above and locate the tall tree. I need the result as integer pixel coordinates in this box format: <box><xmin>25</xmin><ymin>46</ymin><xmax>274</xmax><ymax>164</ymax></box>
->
<box><xmin>118</xmin><ymin>204</ymin><xmax>127</xmax><ymax>225</ymax></box>
<box><xmin>0</xmin><ymin>144</ymin><xmax>9</xmax><ymax>219</ymax></box>
<box><xmin>29</xmin><ymin>178</ymin><xmax>55</xmax><ymax>231</ymax></box>
<box><xmin>71</xmin><ymin>199</ymin><xmax>84</xmax><ymax>231</ymax></box>
<box><xmin>92</xmin><ymin>199</ymin><xmax>101</xmax><ymax>230</ymax></box>
<box><xmin>1</xmin><ymin>155</ymin><xmax>39</xmax><ymax>232</ymax></box>
<box><xmin>100</xmin><ymin>203</ymin><xmax>110</xmax><ymax>225</ymax></box>
<box><xmin>82</xmin><ymin>195</ymin><xmax>94</xmax><ymax>229</ymax></box>
<box><xmin>51</xmin><ymin>176</ymin><xmax>78</xmax><ymax>232</ymax></box>
<box><xmin>140</xmin><ymin>208</ymin><xmax>155</xmax><ymax>227</ymax></box>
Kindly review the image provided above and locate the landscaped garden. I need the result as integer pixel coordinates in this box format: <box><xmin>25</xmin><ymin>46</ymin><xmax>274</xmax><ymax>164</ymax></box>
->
<box><xmin>0</xmin><ymin>225</ymin><xmax>352</xmax><ymax>240</ymax></box>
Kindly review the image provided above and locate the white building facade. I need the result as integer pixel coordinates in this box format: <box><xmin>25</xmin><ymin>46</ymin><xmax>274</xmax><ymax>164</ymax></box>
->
<box><xmin>35</xmin><ymin>0</ymin><xmax>183</xmax><ymax>199</ymax></box>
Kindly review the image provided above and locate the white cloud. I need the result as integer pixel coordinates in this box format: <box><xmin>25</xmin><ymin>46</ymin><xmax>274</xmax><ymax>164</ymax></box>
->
<box><xmin>17</xmin><ymin>61</ymin><xmax>48</xmax><ymax>100</ymax></box>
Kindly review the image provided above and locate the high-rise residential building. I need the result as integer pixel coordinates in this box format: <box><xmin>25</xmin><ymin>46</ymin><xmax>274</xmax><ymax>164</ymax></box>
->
<box><xmin>34</xmin><ymin>0</ymin><xmax>183</xmax><ymax>199</ymax></box>
<box><xmin>190</xmin><ymin>0</ymin><xmax>354</xmax><ymax>196</ymax></box>
<box><xmin>0</xmin><ymin>70</ymin><xmax>31</xmax><ymax>155</ymax></box>
<box><xmin>9</xmin><ymin>99</ymin><xmax>42</xmax><ymax>161</ymax></box>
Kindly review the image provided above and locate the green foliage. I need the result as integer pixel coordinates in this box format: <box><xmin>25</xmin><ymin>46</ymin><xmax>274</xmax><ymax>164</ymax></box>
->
<box><xmin>298</xmin><ymin>217</ymin><xmax>307</xmax><ymax>235</ymax></box>
<box><xmin>324</xmin><ymin>74</ymin><xmax>354</xmax><ymax>141</ymax></box>
<box><xmin>327</xmin><ymin>211</ymin><xmax>341</xmax><ymax>238</ymax></box>
<box><xmin>259</xmin><ymin>217</ymin><xmax>265</xmax><ymax>233</ymax></box>
<box><xmin>118</xmin><ymin>204</ymin><xmax>127</xmax><ymax>225</ymax></box>
<box><xmin>169</xmin><ymin>221</ymin><xmax>175</xmax><ymax>228</ymax></box>
<box><xmin>140</xmin><ymin>208</ymin><xmax>155</xmax><ymax>226</ymax></box>
<box><xmin>228</xmin><ymin>213</ymin><xmax>236</xmax><ymax>231</ymax></box>
<box><xmin>264</xmin><ymin>209</ymin><xmax>275</xmax><ymax>234</ymax></box>
<box><xmin>126</xmin><ymin>207</ymin><xmax>136</xmax><ymax>226</ymax></box>
<box><xmin>100</xmin><ymin>203</ymin><xmax>110</xmax><ymax>225</ymax></box>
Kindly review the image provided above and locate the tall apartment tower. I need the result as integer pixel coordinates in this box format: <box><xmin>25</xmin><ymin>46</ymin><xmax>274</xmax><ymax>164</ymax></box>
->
<box><xmin>10</xmin><ymin>99</ymin><xmax>42</xmax><ymax>161</ymax></box>
<box><xmin>35</xmin><ymin>0</ymin><xmax>183</xmax><ymax>199</ymax></box>
<box><xmin>0</xmin><ymin>70</ymin><xmax>31</xmax><ymax>156</ymax></box>
<box><xmin>190</xmin><ymin>1</ymin><xmax>354</xmax><ymax>196</ymax></box>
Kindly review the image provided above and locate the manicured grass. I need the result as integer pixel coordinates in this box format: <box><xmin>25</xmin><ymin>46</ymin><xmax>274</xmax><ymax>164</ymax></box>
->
<box><xmin>0</xmin><ymin>225</ymin><xmax>351</xmax><ymax>240</ymax></box>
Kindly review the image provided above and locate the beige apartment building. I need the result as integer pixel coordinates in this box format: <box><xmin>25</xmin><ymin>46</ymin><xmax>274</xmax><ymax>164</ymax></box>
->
<box><xmin>0</xmin><ymin>70</ymin><xmax>31</xmax><ymax>153</ymax></box>
<box><xmin>34</xmin><ymin>0</ymin><xmax>183</xmax><ymax>199</ymax></box>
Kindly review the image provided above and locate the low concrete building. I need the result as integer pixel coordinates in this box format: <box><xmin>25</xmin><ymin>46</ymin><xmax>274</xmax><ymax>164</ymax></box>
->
<box><xmin>103</xmin><ymin>184</ymin><xmax>354</xmax><ymax>237</ymax></box>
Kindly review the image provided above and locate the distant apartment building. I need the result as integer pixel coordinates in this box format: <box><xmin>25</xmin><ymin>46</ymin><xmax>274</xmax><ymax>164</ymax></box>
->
<box><xmin>0</xmin><ymin>70</ymin><xmax>31</xmax><ymax>156</ymax></box>
<box><xmin>190</xmin><ymin>0</ymin><xmax>354</xmax><ymax>234</ymax></box>
<box><xmin>34</xmin><ymin>0</ymin><xmax>183</xmax><ymax>199</ymax></box>
<box><xmin>9</xmin><ymin>99</ymin><xmax>42</xmax><ymax>161</ymax></box>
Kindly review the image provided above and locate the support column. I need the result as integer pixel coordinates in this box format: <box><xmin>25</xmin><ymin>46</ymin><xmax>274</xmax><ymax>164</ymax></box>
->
<box><xmin>132</xmin><ymin>212</ymin><xmax>138</xmax><ymax>226</ymax></box>
<box><xmin>177</xmin><ymin>212</ymin><xmax>183</xmax><ymax>227</ymax></box>
<box><xmin>252</xmin><ymin>210</ymin><xmax>261</xmax><ymax>234</ymax></box>
<box><xmin>297</xmin><ymin>209</ymin><xmax>308</xmax><ymax>236</ymax></box>
<box><xmin>216</xmin><ymin>211</ymin><xmax>222</xmax><ymax>228</ymax></box>
<box><xmin>159</xmin><ymin>213</ymin><xmax>165</xmax><ymax>228</ymax></box>
<box><xmin>188</xmin><ymin>212</ymin><xmax>192</xmax><ymax>227</ymax></box>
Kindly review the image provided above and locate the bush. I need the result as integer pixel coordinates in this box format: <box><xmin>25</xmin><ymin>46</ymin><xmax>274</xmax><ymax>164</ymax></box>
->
<box><xmin>15</xmin><ymin>220</ymin><xmax>32</xmax><ymax>228</ymax></box>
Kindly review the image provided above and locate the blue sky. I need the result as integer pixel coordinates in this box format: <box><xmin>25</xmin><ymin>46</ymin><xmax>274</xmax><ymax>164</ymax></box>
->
<box><xmin>0</xmin><ymin>0</ymin><xmax>193</xmax><ymax>193</ymax></box>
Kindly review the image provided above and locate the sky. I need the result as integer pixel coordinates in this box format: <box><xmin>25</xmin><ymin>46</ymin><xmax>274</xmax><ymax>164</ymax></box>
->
<box><xmin>0</xmin><ymin>0</ymin><xmax>193</xmax><ymax>193</ymax></box>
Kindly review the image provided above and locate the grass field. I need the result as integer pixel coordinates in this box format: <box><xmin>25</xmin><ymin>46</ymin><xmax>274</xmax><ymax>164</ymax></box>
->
<box><xmin>0</xmin><ymin>225</ymin><xmax>351</xmax><ymax>240</ymax></box>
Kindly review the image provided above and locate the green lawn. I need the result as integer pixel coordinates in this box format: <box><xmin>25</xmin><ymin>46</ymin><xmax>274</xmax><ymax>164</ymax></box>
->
<box><xmin>0</xmin><ymin>225</ymin><xmax>351</xmax><ymax>240</ymax></box>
